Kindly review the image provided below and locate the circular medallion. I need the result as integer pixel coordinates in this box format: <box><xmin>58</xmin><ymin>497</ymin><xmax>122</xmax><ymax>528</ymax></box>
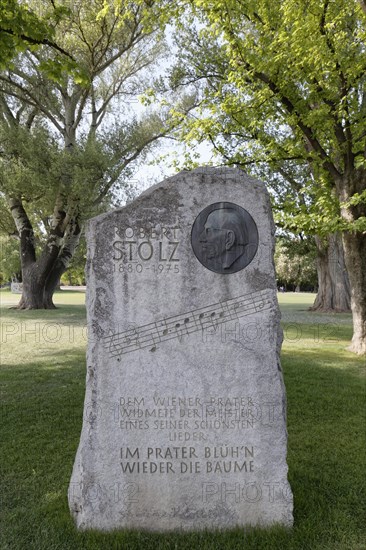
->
<box><xmin>191</xmin><ymin>202</ymin><xmax>258</xmax><ymax>274</ymax></box>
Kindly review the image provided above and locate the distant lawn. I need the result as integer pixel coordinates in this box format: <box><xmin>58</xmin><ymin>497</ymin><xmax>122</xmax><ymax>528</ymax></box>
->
<box><xmin>0</xmin><ymin>288</ymin><xmax>86</xmax><ymax>308</ymax></box>
<box><xmin>0</xmin><ymin>290</ymin><xmax>365</xmax><ymax>549</ymax></box>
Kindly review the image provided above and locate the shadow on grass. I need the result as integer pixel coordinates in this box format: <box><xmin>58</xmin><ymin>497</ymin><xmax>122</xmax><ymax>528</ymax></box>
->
<box><xmin>282</xmin><ymin>346</ymin><xmax>365</xmax><ymax>371</ymax></box>
<box><xmin>283</xmin><ymin>354</ymin><xmax>366</xmax><ymax>550</ymax></box>
<box><xmin>0</xmin><ymin>304</ymin><xmax>86</xmax><ymax>322</ymax></box>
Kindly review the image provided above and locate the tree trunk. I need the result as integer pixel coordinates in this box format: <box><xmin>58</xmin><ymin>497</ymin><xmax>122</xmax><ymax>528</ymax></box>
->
<box><xmin>17</xmin><ymin>265</ymin><xmax>57</xmax><ymax>309</ymax></box>
<box><xmin>8</xmin><ymin>196</ymin><xmax>81</xmax><ymax>310</ymax></box>
<box><xmin>342</xmin><ymin>231</ymin><xmax>366</xmax><ymax>355</ymax></box>
<box><xmin>335</xmin><ymin>169</ymin><xmax>366</xmax><ymax>355</ymax></box>
<box><xmin>16</xmin><ymin>238</ymin><xmax>81</xmax><ymax>309</ymax></box>
<box><xmin>310</xmin><ymin>233</ymin><xmax>351</xmax><ymax>312</ymax></box>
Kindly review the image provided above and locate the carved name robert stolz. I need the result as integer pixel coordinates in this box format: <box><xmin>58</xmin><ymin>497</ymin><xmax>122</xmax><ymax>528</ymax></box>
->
<box><xmin>112</xmin><ymin>225</ymin><xmax>180</xmax><ymax>265</ymax></box>
<box><xmin>68</xmin><ymin>166</ymin><xmax>293</xmax><ymax>532</ymax></box>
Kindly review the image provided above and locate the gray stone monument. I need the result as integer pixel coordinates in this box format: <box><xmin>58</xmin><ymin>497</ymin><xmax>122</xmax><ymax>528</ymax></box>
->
<box><xmin>68</xmin><ymin>167</ymin><xmax>293</xmax><ymax>531</ymax></box>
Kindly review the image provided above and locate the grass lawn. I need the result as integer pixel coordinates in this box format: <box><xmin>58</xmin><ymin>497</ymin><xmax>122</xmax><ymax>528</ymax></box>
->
<box><xmin>1</xmin><ymin>290</ymin><xmax>365</xmax><ymax>549</ymax></box>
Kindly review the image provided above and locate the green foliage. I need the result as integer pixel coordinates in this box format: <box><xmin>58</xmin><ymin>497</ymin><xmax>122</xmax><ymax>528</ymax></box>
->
<box><xmin>0</xmin><ymin>123</ymin><xmax>60</xmax><ymax>204</ymax></box>
<box><xmin>0</xmin><ymin>1</ymin><xmax>55</xmax><ymax>63</ymax></box>
<box><xmin>60</xmin><ymin>237</ymin><xmax>86</xmax><ymax>285</ymax></box>
<box><xmin>0</xmin><ymin>194</ymin><xmax>17</xmax><ymax>236</ymax></box>
<box><xmin>0</xmin><ymin>0</ymin><xmax>82</xmax><ymax>80</ymax></box>
<box><xmin>0</xmin><ymin>0</ymin><xmax>172</xmax><ymax>291</ymax></box>
<box><xmin>0</xmin><ymin>235</ymin><xmax>21</xmax><ymax>282</ymax></box>
<box><xmin>0</xmin><ymin>122</ymin><xmax>135</xmax><ymax>225</ymax></box>
<box><xmin>168</xmin><ymin>0</ymin><xmax>366</xmax><ymax>235</ymax></box>
<box><xmin>275</xmin><ymin>236</ymin><xmax>317</xmax><ymax>289</ymax></box>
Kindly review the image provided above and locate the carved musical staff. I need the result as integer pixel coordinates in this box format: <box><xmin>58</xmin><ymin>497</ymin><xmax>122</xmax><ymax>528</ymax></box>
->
<box><xmin>103</xmin><ymin>289</ymin><xmax>272</xmax><ymax>357</ymax></box>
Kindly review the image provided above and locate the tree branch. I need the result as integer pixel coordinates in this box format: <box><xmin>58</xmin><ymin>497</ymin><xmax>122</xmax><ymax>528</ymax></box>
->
<box><xmin>93</xmin><ymin>24</ymin><xmax>149</xmax><ymax>78</ymax></box>
<box><xmin>8</xmin><ymin>197</ymin><xmax>36</xmax><ymax>267</ymax></box>
<box><xmin>74</xmin><ymin>87</ymin><xmax>90</xmax><ymax>129</ymax></box>
<box><xmin>46</xmin><ymin>213</ymin><xmax>82</xmax><ymax>290</ymax></box>
<box><xmin>92</xmin><ymin>132</ymin><xmax>167</xmax><ymax>206</ymax></box>
<box><xmin>0</xmin><ymin>75</ymin><xmax>64</xmax><ymax>134</ymax></box>
<box><xmin>25</xmin><ymin>108</ymin><xmax>38</xmax><ymax>129</ymax></box>
<box><xmin>219</xmin><ymin>9</ymin><xmax>343</xmax><ymax>178</ymax></box>
<box><xmin>0</xmin><ymin>95</ymin><xmax>17</xmax><ymax>126</ymax></box>
<box><xmin>35</xmin><ymin>193</ymin><xmax>70</xmax><ymax>282</ymax></box>
<box><xmin>359</xmin><ymin>0</ymin><xmax>366</xmax><ymax>15</ymax></box>
<box><xmin>253</xmin><ymin>70</ymin><xmax>341</xmax><ymax>177</ymax></box>
<box><xmin>0</xmin><ymin>27</ymin><xmax>75</xmax><ymax>61</ymax></box>
<box><xmin>319</xmin><ymin>0</ymin><xmax>354</xmax><ymax>170</ymax></box>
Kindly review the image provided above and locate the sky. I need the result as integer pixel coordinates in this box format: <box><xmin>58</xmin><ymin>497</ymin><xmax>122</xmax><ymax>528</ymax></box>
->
<box><xmin>115</xmin><ymin>24</ymin><xmax>216</xmax><ymax>197</ymax></box>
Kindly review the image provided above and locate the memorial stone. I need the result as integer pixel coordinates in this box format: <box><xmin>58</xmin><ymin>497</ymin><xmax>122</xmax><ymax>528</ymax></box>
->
<box><xmin>68</xmin><ymin>166</ymin><xmax>293</xmax><ymax>531</ymax></box>
<box><xmin>10</xmin><ymin>282</ymin><xmax>23</xmax><ymax>294</ymax></box>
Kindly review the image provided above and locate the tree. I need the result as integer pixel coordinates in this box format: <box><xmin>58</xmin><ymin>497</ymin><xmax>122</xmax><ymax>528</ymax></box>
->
<box><xmin>0</xmin><ymin>236</ymin><xmax>21</xmax><ymax>284</ymax></box>
<box><xmin>0</xmin><ymin>1</ymin><xmax>76</xmax><ymax>68</ymax></box>
<box><xmin>0</xmin><ymin>0</ymin><xmax>181</xmax><ymax>309</ymax></box>
<box><xmin>259</xmin><ymin>165</ymin><xmax>351</xmax><ymax>311</ymax></box>
<box><xmin>275</xmin><ymin>236</ymin><xmax>318</xmax><ymax>292</ymax></box>
<box><xmin>169</xmin><ymin>0</ymin><xmax>366</xmax><ymax>354</ymax></box>
<box><xmin>310</xmin><ymin>234</ymin><xmax>351</xmax><ymax>311</ymax></box>
<box><xmin>60</xmin><ymin>236</ymin><xmax>87</xmax><ymax>286</ymax></box>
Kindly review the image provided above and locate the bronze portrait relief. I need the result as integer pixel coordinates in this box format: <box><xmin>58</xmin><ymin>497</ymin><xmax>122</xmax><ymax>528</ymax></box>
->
<box><xmin>191</xmin><ymin>202</ymin><xmax>258</xmax><ymax>274</ymax></box>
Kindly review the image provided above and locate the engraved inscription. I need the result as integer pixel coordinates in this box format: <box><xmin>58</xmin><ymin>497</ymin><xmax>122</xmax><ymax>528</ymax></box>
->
<box><xmin>118</xmin><ymin>445</ymin><xmax>255</xmax><ymax>476</ymax></box>
<box><xmin>116</xmin><ymin>394</ymin><xmax>282</xmax><ymax>445</ymax></box>
<box><xmin>112</xmin><ymin>225</ymin><xmax>181</xmax><ymax>274</ymax></box>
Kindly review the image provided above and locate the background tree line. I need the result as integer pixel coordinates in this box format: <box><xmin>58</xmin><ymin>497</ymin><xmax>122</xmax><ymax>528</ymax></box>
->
<box><xmin>0</xmin><ymin>0</ymin><xmax>365</xmax><ymax>354</ymax></box>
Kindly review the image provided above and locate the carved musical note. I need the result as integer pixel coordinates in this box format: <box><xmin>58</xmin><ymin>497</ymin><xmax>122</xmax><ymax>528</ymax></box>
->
<box><xmin>103</xmin><ymin>289</ymin><xmax>272</xmax><ymax>358</ymax></box>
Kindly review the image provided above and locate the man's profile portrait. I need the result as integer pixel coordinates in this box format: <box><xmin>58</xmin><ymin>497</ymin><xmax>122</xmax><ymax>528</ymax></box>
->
<box><xmin>191</xmin><ymin>202</ymin><xmax>258</xmax><ymax>274</ymax></box>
